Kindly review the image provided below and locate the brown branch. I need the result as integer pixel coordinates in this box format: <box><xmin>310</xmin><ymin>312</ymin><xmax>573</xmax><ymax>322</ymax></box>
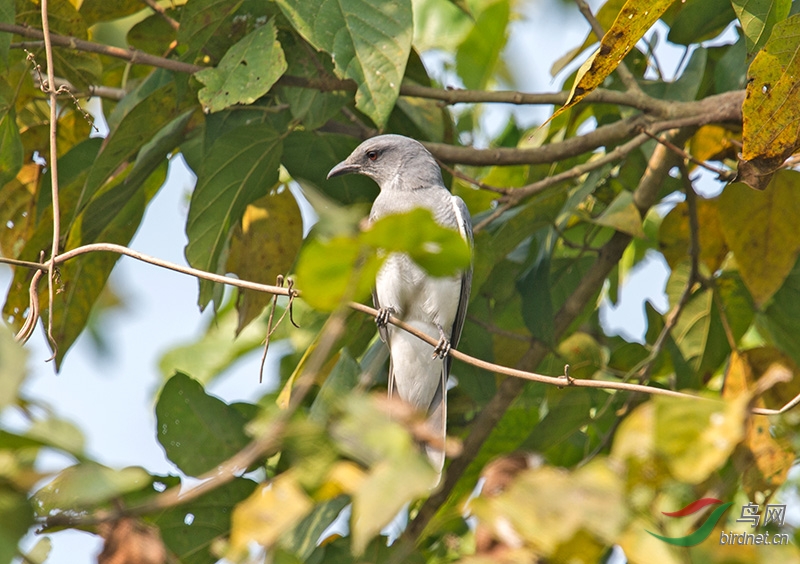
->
<box><xmin>140</xmin><ymin>0</ymin><xmax>180</xmax><ymax>31</ymax></box>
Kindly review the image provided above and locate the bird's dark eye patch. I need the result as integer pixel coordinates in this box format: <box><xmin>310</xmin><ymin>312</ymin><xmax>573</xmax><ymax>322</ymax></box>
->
<box><xmin>366</xmin><ymin>150</ymin><xmax>379</xmax><ymax>161</ymax></box>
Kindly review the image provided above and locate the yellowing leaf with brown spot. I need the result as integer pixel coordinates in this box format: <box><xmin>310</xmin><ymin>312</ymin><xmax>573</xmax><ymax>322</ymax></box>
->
<box><xmin>723</xmin><ymin>348</ymin><xmax>795</xmax><ymax>498</ymax></box>
<box><xmin>741</xmin><ymin>14</ymin><xmax>800</xmax><ymax>185</ymax></box>
<box><xmin>718</xmin><ymin>171</ymin><xmax>800</xmax><ymax>306</ymax></box>
<box><xmin>226</xmin><ymin>186</ymin><xmax>303</xmax><ymax>333</ymax></box>
<box><xmin>554</xmin><ymin>0</ymin><xmax>672</xmax><ymax>119</ymax></box>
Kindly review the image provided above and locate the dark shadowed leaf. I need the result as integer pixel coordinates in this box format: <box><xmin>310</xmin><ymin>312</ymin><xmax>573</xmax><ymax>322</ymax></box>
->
<box><xmin>184</xmin><ymin>122</ymin><xmax>282</xmax><ymax>309</ymax></box>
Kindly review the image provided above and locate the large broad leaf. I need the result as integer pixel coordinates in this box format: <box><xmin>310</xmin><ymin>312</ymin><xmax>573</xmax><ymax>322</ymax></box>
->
<box><xmin>759</xmin><ymin>257</ymin><xmax>800</xmax><ymax>367</ymax></box>
<box><xmin>455</xmin><ymin>0</ymin><xmax>509</xmax><ymax>90</ymax></box>
<box><xmin>184</xmin><ymin>122</ymin><xmax>282</xmax><ymax>309</ymax></box>
<box><xmin>195</xmin><ymin>19</ymin><xmax>287</xmax><ymax>113</ymax></box>
<box><xmin>0</xmin><ymin>488</ymin><xmax>34</xmax><ymax>562</ymax></box>
<box><xmin>155</xmin><ymin>373</ymin><xmax>255</xmax><ymax>477</ymax></box>
<box><xmin>275</xmin><ymin>0</ymin><xmax>413</xmax><ymax>127</ymax></box>
<box><xmin>667</xmin><ymin>0</ymin><xmax>737</xmax><ymax>45</ymax></box>
<box><xmin>654</xmin><ymin>394</ymin><xmax>748</xmax><ymax>484</ymax></box>
<box><xmin>718</xmin><ymin>171</ymin><xmax>800</xmax><ymax>306</ymax></box>
<box><xmin>740</xmin><ymin>14</ymin><xmax>800</xmax><ymax>188</ymax></box>
<box><xmin>731</xmin><ymin>0</ymin><xmax>792</xmax><ymax>57</ymax></box>
<box><xmin>554</xmin><ymin>0</ymin><xmax>672</xmax><ymax>118</ymax></box>
<box><xmin>48</xmin><ymin>162</ymin><xmax>166</xmax><ymax>367</ymax></box>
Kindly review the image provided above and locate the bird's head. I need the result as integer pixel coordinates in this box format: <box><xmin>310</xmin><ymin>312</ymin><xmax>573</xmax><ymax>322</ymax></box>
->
<box><xmin>327</xmin><ymin>134</ymin><xmax>442</xmax><ymax>190</ymax></box>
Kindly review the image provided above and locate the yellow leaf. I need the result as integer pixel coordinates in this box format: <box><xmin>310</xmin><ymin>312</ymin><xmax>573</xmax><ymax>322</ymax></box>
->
<box><xmin>689</xmin><ymin>125</ymin><xmax>739</xmax><ymax>166</ymax></box>
<box><xmin>718</xmin><ymin>171</ymin><xmax>800</xmax><ymax>305</ymax></box>
<box><xmin>552</xmin><ymin>0</ymin><xmax>672</xmax><ymax>120</ymax></box>
<box><xmin>226</xmin><ymin>186</ymin><xmax>303</xmax><ymax>333</ymax></box>
<box><xmin>228</xmin><ymin>473</ymin><xmax>313</xmax><ymax>559</ymax></box>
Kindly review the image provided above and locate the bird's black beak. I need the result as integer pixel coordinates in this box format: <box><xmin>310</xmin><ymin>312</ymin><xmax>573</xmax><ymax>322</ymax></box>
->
<box><xmin>327</xmin><ymin>160</ymin><xmax>360</xmax><ymax>179</ymax></box>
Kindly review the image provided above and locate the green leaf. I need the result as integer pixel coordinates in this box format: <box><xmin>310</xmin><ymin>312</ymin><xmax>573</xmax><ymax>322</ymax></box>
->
<box><xmin>309</xmin><ymin>351</ymin><xmax>361</xmax><ymax>422</ymax></box>
<box><xmin>759</xmin><ymin>257</ymin><xmax>800</xmax><ymax>367</ymax></box>
<box><xmin>731</xmin><ymin>0</ymin><xmax>791</xmax><ymax>57</ymax></box>
<box><xmin>184</xmin><ymin>122</ymin><xmax>282</xmax><ymax>309</ymax></box>
<box><xmin>178</xmin><ymin>0</ymin><xmax>244</xmax><ymax>60</ymax></box>
<box><xmin>0</xmin><ymin>0</ymin><xmax>13</xmax><ymax>67</ymax></box>
<box><xmin>740</xmin><ymin>14</ymin><xmax>800</xmax><ymax>183</ymax></box>
<box><xmin>275</xmin><ymin>0</ymin><xmax>413</xmax><ymax>126</ymax></box>
<box><xmin>0</xmin><ymin>323</ymin><xmax>26</xmax><ymax>409</ymax></box>
<box><xmin>455</xmin><ymin>0</ymin><xmax>510</xmax><ymax>90</ymax></box>
<box><xmin>155</xmin><ymin>373</ymin><xmax>255</xmax><ymax>477</ymax></box>
<box><xmin>294</xmin><ymin>235</ymin><xmax>383</xmax><ymax>311</ymax></box>
<box><xmin>591</xmin><ymin>190</ymin><xmax>645</xmax><ymax>238</ymax></box>
<box><xmin>0</xmin><ymin>102</ymin><xmax>21</xmax><ymax>188</ymax></box>
<box><xmin>282</xmin><ymin>131</ymin><xmax>378</xmax><ymax>205</ymax></box>
<box><xmin>718</xmin><ymin>171</ymin><xmax>800</xmax><ymax>305</ymax></box>
<box><xmin>34</xmin><ymin>463</ymin><xmax>150</xmax><ymax>514</ymax></box>
<box><xmin>642</xmin><ymin>47</ymin><xmax>707</xmax><ymax>102</ymax></box>
<box><xmin>153</xmin><ymin>477</ymin><xmax>257</xmax><ymax>564</ymax></box>
<box><xmin>76</xmin><ymin>82</ymin><xmax>181</xmax><ymax>217</ymax></box>
<box><xmin>654</xmin><ymin>394</ymin><xmax>748</xmax><ymax>483</ymax></box>
<box><xmin>0</xmin><ymin>487</ymin><xmax>34</xmax><ymax>563</ymax></box>
<box><xmin>667</xmin><ymin>0</ymin><xmax>737</xmax><ymax>45</ymax></box>
<box><xmin>196</xmin><ymin>19</ymin><xmax>287</xmax><ymax>113</ymax></box>
<box><xmin>79</xmin><ymin>0</ymin><xmax>142</xmax><ymax>25</ymax></box>
<box><xmin>361</xmin><ymin>208</ymin><xmax>472</xmax><ymax>277</ymax></box>
<box><xmin>412</xmin><ymin>0</ymin><xmax>472</xmax><ymax>53</ymax></box>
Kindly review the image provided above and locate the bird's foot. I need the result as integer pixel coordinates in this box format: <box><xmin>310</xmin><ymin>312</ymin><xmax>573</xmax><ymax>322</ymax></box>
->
<box><xmin>432</xmin><ymin>324</ymin><xmax>451</xmax><ymax>359</ymax></box>
<box><xmin>375</xmin><ymin>306</ymin><xmax>396</xmax><ymax>328</ymax></box>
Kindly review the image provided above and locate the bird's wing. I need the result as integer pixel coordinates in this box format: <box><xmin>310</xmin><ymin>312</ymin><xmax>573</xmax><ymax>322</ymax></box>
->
<box><xmin>449</xmin><ymin>195</ymin><xmax>474</xmax><ymax>350</ymax></box>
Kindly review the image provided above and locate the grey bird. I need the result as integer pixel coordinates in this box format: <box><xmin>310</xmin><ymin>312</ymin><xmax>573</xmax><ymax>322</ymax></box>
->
<box><xmin>327</xmin><ymin>134</ymin><xmax>473</xmax><ymax>472</ymax></box>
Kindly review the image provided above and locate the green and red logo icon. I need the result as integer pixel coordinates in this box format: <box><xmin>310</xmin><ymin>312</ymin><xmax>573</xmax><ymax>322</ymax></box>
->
<box><xmin>647</xmin><ymin>498</ymin><xmax>733</xmax><ymax>546</ymax></box>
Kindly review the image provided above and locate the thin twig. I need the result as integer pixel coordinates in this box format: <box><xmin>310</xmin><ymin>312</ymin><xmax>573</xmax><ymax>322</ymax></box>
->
<box><xmin>639</xmin><ymin>127</ymin><xmax>735</xmax><ymax>181</ymax></box>
<box><xmin>259</xmin><ymin>275</ymin><xmax>284</xmax><ymax>383</ymax></box>
<box><xmin>140</xmin><ymin>0</ymin><xmax>180</xmax><ymax>30</ymax></box>
<box><xmin>40</xmin><ymin>0</ymin><xmax>59</xmax><ymax>359</ymax></box>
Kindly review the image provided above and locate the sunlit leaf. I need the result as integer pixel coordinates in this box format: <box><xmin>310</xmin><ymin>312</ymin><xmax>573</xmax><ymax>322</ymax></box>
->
<box><xmin>34</xmin><ymin>463</ymin><xmax>150</xmax><ymax>514</ymax></box>
<box><xmin>556</xmin><ymin>0</ymin><xmax>672</xmax><ymax>117</ymax></box>
<box><xmin>658</xmin><ymin>196</ymin><xmax>728</xmax><ymax>273</ymax></box>
<box><xmin>275</xmin><ymin>0</ymin><xmax>412</xmax><ymax>126</ymax></box>
<box><xmin>591</xmin><ymin>190</ymin><xmax>645</xmax><ymax>238</ymax></box>
<box><xmin>196</xmin><ymin>19</ymin><xmax>287</xmax><ymax>113</ymax></box>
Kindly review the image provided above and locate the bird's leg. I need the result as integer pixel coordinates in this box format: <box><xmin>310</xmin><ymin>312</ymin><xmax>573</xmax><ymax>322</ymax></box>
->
<box><xmin>432</xmin><ymin>323</ymin><xmax>451</xmax><ymax>359</ymax></box>
<box><xmin>375</xmin><ymin>306</ymin><xmax>396</xmax><ymax>328</ymax></box>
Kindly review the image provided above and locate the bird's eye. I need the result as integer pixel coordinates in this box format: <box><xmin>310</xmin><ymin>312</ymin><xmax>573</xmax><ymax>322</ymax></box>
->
<box><xmin>367</xmin><ymin>150</ymin><xmax>379</xmax><ymax>161</ymax></box>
